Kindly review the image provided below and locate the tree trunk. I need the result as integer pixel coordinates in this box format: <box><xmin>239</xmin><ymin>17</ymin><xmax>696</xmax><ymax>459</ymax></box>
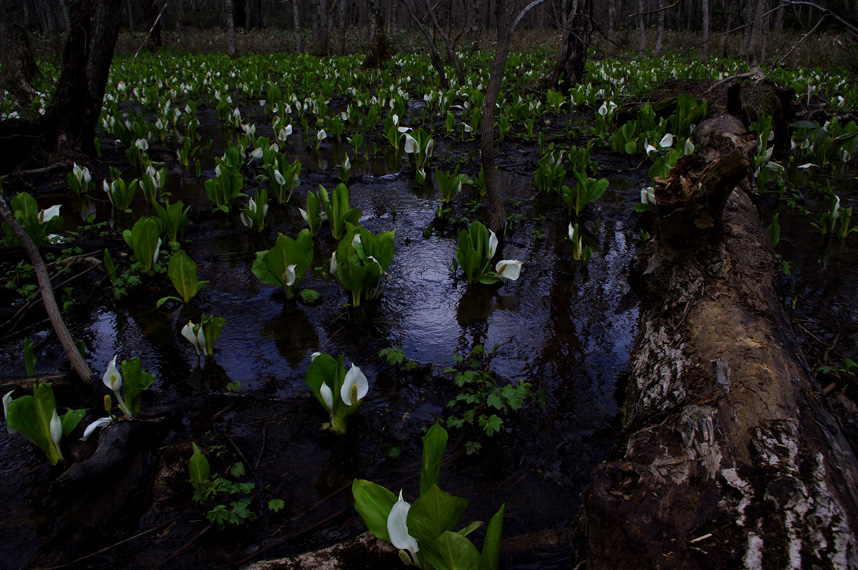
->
<box><xmin>0</xmin><ymin>0</ymin><xmax>41</xmax><ymax>107</ymax></box>
<box><xmin>363</xmin><ymin>0</ymin><xmax>389</xmax><ymax>68</ymax></box>
<box><xmin>292</xmin><ymin>0</ymin><xmax>303</xmax><ymax>53</ymax></box>
<box><xmin>401</xmin><ymin>0</ymin><xmax>449</xmax><ymax>88</ymax></box>
<box><xmin>45</xmin><ymin>0</ymin><xmax>123</xmax><ymax>154</ymax></box>
<box><xmin>655</xmin><ymin>0</ymin><xmax>664</xmax><ymax>55</ymax></box>
<box><xmin>312</xmin><ymin>0</ymin><xmax>331</xmax><ymax>56</ymax></box>
<box><xmin>746</xmin><ymin>0</ymin><xmax>765</xmax><ymax>67</ymax></box>
<box><xmin>584</xmin><ymin>112</ymin><xmax>858</xmax><ymax>569</ymax></box>
<box><xmin>225</xmin><ymin>0</ymin><xmax>237</xmax><ymax>55</ymax></box>
<box><xmin>139</xmin><ymin>0</ymin><xmax>163</xmax><ymax>51</ymax></box>
<box><xmin>548</xmin><ymin>0</ymin><xmax>589</xmax><ymax>89</ymax></box>
<box><xmin>337</xmin><ymin>0</ymin><xmax>347</xmax><ymax>54</ymax></box>
<box><xmin>701</xmin><ymin>0</ymin><xmax>710</xmax><ymax>64</ymax></box>
<box><xmin>637</xmin><ymin>0</ymin><xmax>646</xmax><ymax>53</ymax></box>
<box><xmin>424</xmin><ymin>0</ymin><xmax>466</xmax><ymax>85</ymax></box>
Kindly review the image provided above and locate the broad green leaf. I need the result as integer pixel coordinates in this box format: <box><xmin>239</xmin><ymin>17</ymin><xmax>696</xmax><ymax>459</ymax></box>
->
<box><xmin>420</xmin><ymin>423</ymin><xmax>448</xmax><ymax>497</ymax></box>
<box><xmin>60</xmin><ymin>409</ymin><xmax>85</xmax><ymax>437</ymax></box>
<box><xmin>352</xmin><ymin>479</ymin><xmax>397</xmax><ymax>541</ymax></box>
<box><xmin>121</xmin><ymin>357</ymin><xmax>154</xmax><ymax>414</ymax></box>
<box><xmin>408</xmin><ymin>484</ymin><xmax>468</xmax><ymax>554</ymax></box>
<box><xmin>437</xmin><ymin>530</ymin><xmax>481</xmax><ymax>570</ymax></box>
<box><xmin>167</xmin><ymin>250</ymin><xmax>207</xmax><ymax>303</ymax></box>
<box><xmin>189</xmin><ymin>442</ymin><xmax>210</xmax><ymax>487</ymax></box>
<box><xmin>480</xmin><ymin>504</ymin><xmax>505</xmax><ymax>570</ymax></box>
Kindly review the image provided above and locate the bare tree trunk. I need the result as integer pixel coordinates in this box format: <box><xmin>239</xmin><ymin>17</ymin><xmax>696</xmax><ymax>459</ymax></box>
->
<box><xmin>701</xmin><ymin>0</ymin><xmax>710</xmax><ymax>64</ymax></box>
<box><xmin>720</xmin><ymin>0</ymin><xmax>733</xmax><ymax>55</ymax></box>
<box><xmin>292</xmin><ymin>0</ymin><xmax>303</xmax><ymax>53</ymax></box>
<box><xmin>175</xmin><ymin>0</ymin><xmax>184</xmax><ymax>30</ymax></box>
<box><xmin>637</xmin><ymin>0</ymin><xmax>646</xmax><ymax>53</ymax></box>
<box><xmin>740</xmin><ymin>0</ymin><xmax>753</xmax><ymax>56</ymax></box>
<box><xmin>424</xmin><ymin>0</ymin><xmax>467</xmax><ymax>85</ymax></box>
<box><xmin>139</xmin><ymin>0</ymin><xmax>163</xmax><ymax>51</ymax></box>
<box><xmin>585</xmin><ymin>111</ymin><xmax>858</xmax><ymax>570</ymax></box>
<box><xmin>225</xmin><ymin>0</ymin><xmax>237</xmax><ymax>55</ymax></box>
<box><xmin>0</xmin><ymin>0</ymin><xmax>41</xmax><ymax>107</ymax></box>
<box><xmin>47</xmin><ymin>0</ymin><xmax>124</xmax><ymax>153</ymax></box>
<box><xmin>337</xmin><ymin>0</ymin><xmax>347</xmax><ymax>54</ymax></box>
<box><xmin>481</xmin><ymin>0</ymin><xmax>546</xmax><ymax>232</ymax></box>
<box><xmin>401</xmin><ymin>0</ymin><xmax>449</xmax><ymax>88</ymax></box>
<box><xmin>312</xmin><ymin>0</ymin><xmax>331</xmax><ymax>56</ymax></box>
<box><xmin>654</xmin><ymin>0</ymin><xmax>664</xmax><ymax>55</ymax></box>
<box><xmin>548</xmin><ymin>0</ymin><xmax>589</xmax><ymax>88</ymax></box>
<box><xmin>746</xmin><ymin>0</ymin><xmax>765</xmax><ymax>66</ymax></box>
<box><xmin>363</xmin><ymin>0</ymin><xmax>389</xmax><ymax>67</ymax></box>
<box><xmin>607</xmin><ymin>0</ymin><xmax>616</xmax><ymax>42</ymax></box>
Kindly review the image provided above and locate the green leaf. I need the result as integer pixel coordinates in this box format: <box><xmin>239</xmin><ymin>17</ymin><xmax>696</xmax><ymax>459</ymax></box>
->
<box><xmin>480</xmin><ymin>504</ymin><xmax>505</xmax><ymax>570</ymax></box>
<box><xmin>268</xmin><ymin>499</ymin><xmax>285</xmax><ymax>512</ymax></box>
<box><xmin>352</xmin><ymin>479</ymin><xmax>397</xmax><ymax>541</ymax></box>
<box><xmin>408</xmin><ymin>484</ymin><xmax>468</xmax><ymax>554</ymax></box>
<box><xmin>437</xmin><ymin>530</ymin><xmax>481</xmax><ymax>570</ymax></box>
<box><xmin>60</xmin><ymin>409</ymin><xmax>85</xmax><ymax>437</ymax></box>
<box><xmin>167</xmin><ymin>250</ymin><xmax>206</xmax><ymax>303</ymax></box>
<box><xmin>420</xmin><ymin>423</ymin><xmax>448</xmax><ymax>497</ymax></box>
<box><xmin>189</xmin><ymin>443</ymin><xmax>210</xmax><ymax>489</ymax></box>
<box><xmin>121</xmin><ymin>357</ymin><xmax>154</xmax><ymax>414</ymax></box>
<box><xmin>23</xmin><ymin>337</ymin><xmax>35</xmax><ymax>377</ymax></box>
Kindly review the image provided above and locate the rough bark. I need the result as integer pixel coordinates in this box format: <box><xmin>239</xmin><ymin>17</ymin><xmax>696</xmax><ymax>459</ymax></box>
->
<box><xmin>46</xmin><ymin>0</ymin><xmax>124</xmax><ymax>154</ymax></box>
<box><xmin>548</xmin><ymin>0</ymin><xmax>589</xmax><ymax>89</ymax></box>
<box><xmin>363</xmin><ymin>0</ymin><xmax>390</xmax><ymax>68</ymax></box>
<box><xmin>139</xmin><ymin>0</ymin><xmax>163</xmax><ymax>51</ymax></box>
<box><xmin>291</xmin><ymin>0</ymin><xmax>303</xmax><ymax>53</ymax></box>
<box><xmin>0</xmin><ymin>0</ymin><xmax>41</xmax><ymax>107</ymax></box>
<box><xmin>701</xmin><ymin>0</ymin><xmax>710</xmax><ymax>64</ymax></box>
<box><xmin>312</xmin><ymin>0</ymin><xmax>331</xmax><ymax>56</ymax></box>
<box><xmin>584</xmin><ymin>112</ymin><xmax>858</xmax><ymax>568</ymax></box>
<box><xmin>401</xmin><ymin>0</ymin><xmax>450</xmax><ymax>88</ymax></box>
<box><xmin>225</xmin><ymin>0</ymin><xmax>237</xmax><ymax>55</ymax></box>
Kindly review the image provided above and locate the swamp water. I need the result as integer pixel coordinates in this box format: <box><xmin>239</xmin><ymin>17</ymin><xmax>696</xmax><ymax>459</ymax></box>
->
<box><xmin>12</xmin><ymin>118</ymin><xmax>856</xmax><ymax>569</ymax></box>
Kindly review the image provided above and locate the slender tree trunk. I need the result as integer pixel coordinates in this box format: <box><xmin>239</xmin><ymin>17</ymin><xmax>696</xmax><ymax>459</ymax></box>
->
<box><xmin>47</xmin><ymin>0</ymin><xmax>124</xmax><ymax>153</ymax></box>
<box><xmin>337</xmin><ymin>0</ymin><xmax>347</xmax><ymax>54</ymax></box>
<box><xmin>401</xmin><ymin>0</ymin><xmax>449</xmax><ymax>88</ymax></box>
<box><xmin>424</xmin><ymin>0</ymin><xmax>466</xmax><ymax>85</ymax></box>
<box><xmin>655</xmin><ymin>0</ymin><xmax>664</xmax><ymax>55</ymax></box>
<box><xmin>701</xmin><ymin>0</ymin><xmax>710</xmax><ymax>64</ymax></box>
<box><xmin>746</xmin><ymin>0</ymin><xmax>765</xmax><ymax>66</ymax></box>
<box><xmin>637</xmin><ymin>0</ymin><xmax>646</xmax><ymax>53</ymax></box>
<box><xmin>363</xmin><ymin>0</ymin><xmax>389</xmax><ymax>67</ymax></box>
<box><xmin>740</xmin><ymin>0</ymin><xmax>753</xmax><ymax>56</ymax></box>
<box><xmin>292</xmin><ymin>0</ymin><xmax>303</xmax><ymax>53</ymax></box>
<box><xmin>225</xmin><ymin>0</ymin><xmax>237</xmax><ymax>55</ymax></box>
<box><xmin>175</xmin><ymin>0</ymin><xmax>184</xmax><ymax>30</ymax></box>
<box><xmin>720</xmin><ymin>0</ymin><xmax>733</xmax><ymax>55</ymax></box>
<box><xmin>139</xmin><ymin>0</ymin><xmax>163</xmax><ymax>51</ymax></box>
<box><xmin>607</xmin><ymin>0</ymin><xmax>616</xmax><ymax>42</ymax></box>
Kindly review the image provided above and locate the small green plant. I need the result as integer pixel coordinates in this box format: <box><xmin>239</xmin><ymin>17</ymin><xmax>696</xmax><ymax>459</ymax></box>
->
<box><xmin>454</xmin><ymin>221</ymin><xmax>523</xmax><ymax>285</ymax></box>
<box><xmin>319</xmin><ymin>183</ymin><xmax>362</xmax><ymax>240</ymax></box>
<box><xmin>153</xmin><ymin>199</ymin><xmax>189</xmax><ymax>246</ymax></box>
<box><xmin>67</xmin><ymin>163</ymin><xmax>92</xmax><ymax>196</ymax></box>
<box><xmin>561</xmin><ymin>169</ymin><xmax>609</xmax><ymax>218</ymax></box>
<box><xmin>331</xmin><ymin>224</ymin><xmax>395</xmax><ymax>306</ymax></box>
<box><xmin>205</xmin><ymin>147</ymin><xmax>246</xmax><ymax>213</ymax></box>
<box><xmin>378</xmin><ymin>347</ymin><xmax>418</xmax><ymax>372</ymax></box>
<box><xmin>188</xmin><ymin>444</ymin><xmax>264</xmax><ymax>527</ymax></box>
<box><xmin>3</xmin><ymin>382</ymin><xmax>85</xmax><ymax>465</ymax></box>
<box><xmin>305</xmin><ymin>352</ymin><xmax>369</xmax><ymax>434</ymax></box>
<box><xmin>252</xmin><ymin>230</ymin><xmax>315</xmax><ymax>300</ymax></box>
<box><xmin>181</xmin><ymin>314</ymin><xmax>225</xmax><ymax>359</ymax></box>
<box><xmin>267</xmin><ymin>156</ymin><xmax>301</xmax><ymax>205</ymax></box>
<box><xmin>299</xmin><ymin>189</ymin><xmax>323</xmax><ymax>237</ymax></box>
<box><xmin>568</xmin><ymin>222</ymin><xmax>593</xmax><ymax>263</ymax></box>
<box><xmin>1</xmin><ymin>192</ymin><xmax>63</xmax><ymax>247</ymax></box>
<box><xmin>443</xmin><ymin>345</ymin><xmax>533</xmax><ymax>451</ymax></box>
<box><xmin>336</xmin><ymin>155</ymin><xmax>352</xmax><ymax>184</ymax></box>
<box><xmin>103</xmin><ymin>171</ymin><xmax>139</xmax><ymax>213</ymax></box>
<box><xmin>534</xmin><ymin>149</ymin><xmax>566</xmax><ymax>194</ymax></box>
<box><xmin>23</xmin><ymin>337</ymin><xmax>35</xmax><ymax>377</ymax></box>
<box><xmin>404</xmin><ymin>128</ymin><xmax>435</xmax><ymax>185</ymax></box>
<box><xmin>101</xmin><ymin>355</ymin><xmax>155</xmax><ymax>417</ymax></box>
<box><xmin>817</xmin><ymin>358</ymin><xmax>858</xmax><ymax>382</ymax></box>
<box><xmin>239</xmin><ymin>189</ymin><xmax>269</xmax><ymax>232</ymax></box>
<box><xmin>156</xmin><ymin>250</ymin><xmax>208</xmax><ymax>307</ymax></box>
<box><xmin>122</xmin><ymin>216</ymin><xmax>162</xmax><ymax>274</ymax></box>
<box><xmin>436</xmin><ymin>166</ymin><xmax>470</xmax><ymax>206</ymax></box>
<box><xmin>353</xmin><ymin>423</ymin><xmax>507</xmax><ymax>568</ymax></box>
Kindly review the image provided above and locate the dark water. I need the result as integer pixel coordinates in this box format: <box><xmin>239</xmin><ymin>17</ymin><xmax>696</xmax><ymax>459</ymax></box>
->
<box><xmin>0</xmin><ymin>127</ymin><xmax>652</xmax><ymax>568</ymax></box>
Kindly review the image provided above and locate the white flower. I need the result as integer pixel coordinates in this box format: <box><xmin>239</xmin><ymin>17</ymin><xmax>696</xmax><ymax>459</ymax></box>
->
<box><xmin>317</xmin><ymin>129</ymin><xmax>327</xmax><ymax>142</ymax></box>
<box><xmin>330</xmin><ymin>252</ymin><xmax>338</xmax><ymax>274</ymax></box>
<box><xmin>495</xmin><ymin>260</ymin><xmax>523</xmax><ymax>281</ymax></box>
<box><xmin>641</xmin><ymin>186</ymin><xmax>656</xmax><ymax>205</ymax></box>
<box><xmin>103</xmin><ymin>356</ymin><xmax>122</xmax><ymax>391</ymax></box>
<box><xmin>182</xmin><ymin>321</ymin><xmax>207</xmax><ymax>356</ymax></box>
<box><xmin>39</xmin><ymin>205</ymin><xmax>61</xmax><ymax>223</ymax></box>
<box><xmin>50</xmin><ymin>410</ymin><xmax>63</xmax><ymax>461</ymax></box>
<box><xmin>284</xmin><ymin>264</ymin><xmax>297</xmax><ymax>287</ymax></box>
<box><xmin>488</xmin><ymin>230</ymin><xmax>498</xmax><ymax>259</ymax></box>
<box><xmin>644</xmin><ymin>140</ymin><xmax>657</xmax><ymax>156</ymax></box>
<box><xmin>388</xmin><ymin>491</ymin><xmax>420</xmax><ymax>563</ymax></box>
<box><xmin>3</xmin><ymin>391</ymin><xmax>17</xmax><ymax>434</ymax></box>
<box><xmin>684</xmin><ymin>139</ymin><xmax>694</xmax><ymax>155</ymax></box>
<box><xmin>658</xmin><ymin>133</ymin><xmax>675</xmax><ymax>149</ymax></box>
<box><xmin>341</xmin><ymin>364</ymin><xmax>368</xmax><ymax>406</ymax></box>
<box><xmin>81</xmin><ymin>417</ymin><xmax>112</xmax><ymax>441</ymax></box>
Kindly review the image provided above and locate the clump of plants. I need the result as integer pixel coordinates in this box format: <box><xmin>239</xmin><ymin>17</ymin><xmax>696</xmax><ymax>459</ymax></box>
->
<box><xmin>442</xmin><ymin>344</ymin><xmax>534</xmax><ymax>455</ymax></box>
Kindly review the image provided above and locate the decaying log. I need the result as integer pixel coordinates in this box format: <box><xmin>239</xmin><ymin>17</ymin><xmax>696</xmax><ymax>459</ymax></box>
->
<box><xmin>584</xmin><ymin>114</ymin><xmax>858</xmax><ymax>568</ymax></box>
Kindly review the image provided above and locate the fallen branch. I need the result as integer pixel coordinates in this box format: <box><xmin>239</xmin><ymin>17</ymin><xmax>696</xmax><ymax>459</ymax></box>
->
<box><xmin>0</xmin><ymin>196</ymin><xmax>92</xmax><ymax>382</ymax></box>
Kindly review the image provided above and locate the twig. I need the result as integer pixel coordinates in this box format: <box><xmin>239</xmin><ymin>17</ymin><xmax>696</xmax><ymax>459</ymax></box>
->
<box><xmin>131</xmin><ymin>1</ymin><xmax>170</xmax><ymax>63</ymax></box>
<box><xmin>41</xmin><ymin>524</ymin><xmax>166</xmax><ymax>569</ymax></box>
<box><xmin>628</xmin><ymin>0</ymin><xmax>681</xmax><ymax>18</ymax></box>
<box><xmin>255</xmin><ymin>425</ymin><xmax>266</xmax><ymax>470</ymax></box>
<box><xmin>0</xmin><ymin>161</ymin><xmax>72</xmax><ymax>182</ymax></box>
<box><xmin>822</xmin><ymin>332</ymin><xmax>840</xmax><ymax>366</ymax></box>
<box><xmin>150</xmin><ymin>522</ymin><xmax>213</xmax><ymax>570</ymax></box>
<box><xmin>224</xmin><ymin>431</ymin><xmax>255</xmax><ymax>479</ymax></box>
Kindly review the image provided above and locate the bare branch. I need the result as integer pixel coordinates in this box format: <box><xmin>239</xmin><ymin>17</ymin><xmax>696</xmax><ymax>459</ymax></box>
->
<box><xmin>511</xmin><ymin>0</ymin><xmax>548</xmax><ymax>34</ymax></box>
<box><xmin>628</xmin><ymin>0</ymin><xmax>681</xmax><ymax>18</ymax></box>
<box><xmin>778</xmin><ymin>0</ymin><xmax>858</xmax><ymax>37</ymax></box>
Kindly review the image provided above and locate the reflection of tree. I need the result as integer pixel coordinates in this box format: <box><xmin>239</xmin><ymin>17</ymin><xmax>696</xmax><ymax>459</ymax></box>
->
<box><xmin>263</xmin><ymin>303</ymin><xmax>320</xmax><ymax>368</ymax></box>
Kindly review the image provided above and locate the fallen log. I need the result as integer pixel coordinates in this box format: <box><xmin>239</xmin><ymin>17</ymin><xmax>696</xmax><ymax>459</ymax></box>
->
<box><xmin>584</xmin><ymin>113</ymin><xmax>858</xmax><ymax>568</ymax></box>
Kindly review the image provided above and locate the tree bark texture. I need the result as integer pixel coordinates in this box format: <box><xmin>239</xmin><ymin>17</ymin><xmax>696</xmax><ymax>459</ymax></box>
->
<box><xmin>292</xmin><ymin>0</ymin><xmax>303</xmax><ymax>53</ymax></box>
<box><xmin>225</xmin><ymin>0</ymin><xmax>237</xmax><ymax>55</ymax></box>
<box><xmin>0</xmin><ymin>0</ymin><xmax>41</xmax><ymax>106</ymax></box>
<box><xmin>312</xmin><ymin>0</ymin><xmax>331</xmax><ymax>56</ymax></box>
<box><xmin>584</xmin><ymin>112</ymin><xmax>858</xmax><ymax>568</ymax></box>
<box><xmin>363</xmin><ymin>0</ymin><xmax>389</xmax><ymax>67</ymax></box>
<box><xmin>549</xmin><ymin>0</ymin><xmax>589</xmax><ymax>89</ymax></box>
<box><xmin>47</xmin><ymin>0</ymin><xmax>124</xmax><ymax>154</ymax></box>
